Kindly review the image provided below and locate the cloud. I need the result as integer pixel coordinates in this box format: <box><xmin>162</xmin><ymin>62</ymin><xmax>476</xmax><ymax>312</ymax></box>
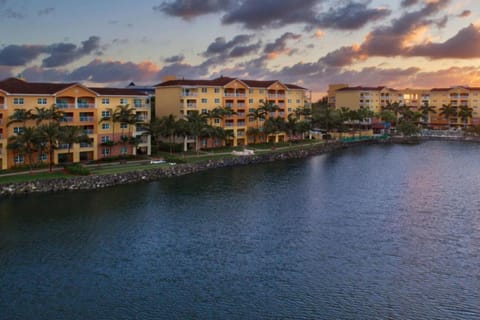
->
<box><xmin>164</xmin><ymin>54</ymin><xmax>185</xmax><ymax>63</ymax></box>
<box><xmin>400</xmin><ymin>0</ymin><xmax>420</xmax><ymax>7</ymax></box>
<box><xmin>458</xmin><ymin>10</ymin><xmax>471</xmax><ymax>18</ymax></box>
<box><xmin>408</xmin><ymin>24</ymin><xmax>480</xmax><ymax>59</ymax></box>
<box><xmin>37</xmin><ymin>7</ymin><xmax>54</xmax><ymax>16</ymax></box>
<box><xmin>229</xmin><ymin>42</ymin><xmax>262</xmax><ymax>58</ymax></box>
<box><xmin>3</xmin><ymin>8</ymin><xmax>24</xmax><ymax>19</ymax></box>
<box><xmin>153</xmin><ymin>0</ymin><xmax>233</xmax><ymax>20</ymax></box>
<box><xmin>68</xmin><ymin>59</ymin><xmax>160</xmax><ymax>82</ymax></box>
<box><xmin>41</xmin><ymin>36</ymin><xmax>101</xmax><ymax>67</ymax></box>
<box><xmin>0</xmin><ymin>37</ymin><xmax>102</xmax><ymax>68</ymax></box>
<box><xmin>312</xmin><ymin>1</ymin><xmax>391</xmax><ymax>30</ymax></box>
<box><xmin>203</xmin><ymin>34</ymin><xmax>253</xmax><ymax>56</ymax></box>
<box><xmin>314</xmin><ymin>29</ymin><xmax>324</xmax><ymax>38</ymax></box>
<box><xmin>264</xmin><ymin>32</ymin><xmax>301</xmax><ymax>59</ymax></box>
<box><xmin>0</xmin><ymin>45</ymin><xmax>45</xmax><ymax>66</ymax></box>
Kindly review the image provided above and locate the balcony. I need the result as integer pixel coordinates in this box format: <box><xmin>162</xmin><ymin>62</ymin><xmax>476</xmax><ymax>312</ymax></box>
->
<box><xmin>186</xmin><ymin>103</ymin><xmax>197</xmax><ymax>108</ymax></box>
<box><xmin>84</xmin><ymin>129</ymin><xmax>94</xmax><ymax>134</ymax></box>
<box><xmin>80</xmin><ymin>142</ymin><xmax>93</xmax><ymax>148</ymax></box>
<box><xmin>79</xmin><ymin>116</ymin><xmax>94</xmax><ymax>122</ymax></box>
<box><xmin>56</xmin><ymin>103</ymin><xmax>75</xmax><ymax>109</ymax></box>
<box><xmin>77</xmin><ymin>103</ymin><xmax>95</xmax><ymax>109</ymax></box>
<box><xmin>237</xmin><ymin>121</ymin><xmax>246</xmax><ymax>127</ymax></box>
<box><xmin>181</xmin><ymin>92</ymin><xmax>198</xmax><ymax>97</ymax></box>
<box><xmin>134</xmin><ymin>103</ymin><xmax>148</xmax><ymax>109</ymax></box>
<box><xmin>224</xmin><ymin>92</ymin><xmax>246</xmax><ymax>97</ymax></box>
<box><xmin>237</xmin><ymin>103</ymin><xmax>245</xmax><ymax>108</ymax></box>
<box><xmin>225</xmin><ymin>122</ymin><xmax>234</xmax><ymax>127</ymax></box>
<box><xmin>0</xmin><ymin>104</ymin><xmax>5</xmax><ymax>110</ymax></box>
<box><xmin>237</xmin><ymin>112</ymin><xmax>245</xmax><ymax>117</ymax></box>
<box><xmin>267</xmin><ymin>94</ymin><xmax>285</xmax><ymax>99</ymax></box>
<box><xmin>136</xmin><ymin>115</ymin><xmax>148</xmax><ymax>122</ymax></box>
<box><xmin>225</xmin><ymin>103</ymin><xmax>233</xmax><ymax>108</ymax></box>
<box><xmin>237</xmin><ymin>131</ymin><xmax>246</xmax><ymax>137</ymax></box>
<box><xmin>61</xmin><ymin>116</ymin><xmax>74</xmax><ymax>123</ymax></box>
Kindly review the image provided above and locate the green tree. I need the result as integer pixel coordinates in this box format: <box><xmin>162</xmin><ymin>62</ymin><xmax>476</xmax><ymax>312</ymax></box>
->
<box><xmin>59</xmin><ymin>125</ymin><xmax>91</xmax><ymax>162</ymax></box>
<box><xmin>37</xmin><ymin>122</ymin><xmax>61</xmax><ymax>172</ymax></box>
<box><xmin>458</xmin><ymin>105</ymin><xmax>473</xmax><ymax>128</ymax></box>
<box><xmin>33</xmin><ymin>105</ymin><xmax>64</xmax><ymax>124</ymax></box>
<box><xmin>439</xmin><ymin>104</ymin><xmax>457</xmax><ymax>128</ymax></box>
<box><xmin>7</xmin><ymin>126</ymin><xmax>39</xmax><ymax>171</ymax></box>
<box><xmin>7</xmin><ymin>108</ymin><xmax>33</xmax><ymax>128</ymax></box>
<box><xmin>263</xmin><ymin>117</ymin><xmax>285</xmax><ymax>143</ymax></box>
<box><xmin>419</xmin><ymin>101</ymin><xmax>436</xmax><ymax>126</ymax></box>
<box><xmin>186</xmin><ymin>111</ymin><xmax>208</xmax><ymax>152</ymax></box>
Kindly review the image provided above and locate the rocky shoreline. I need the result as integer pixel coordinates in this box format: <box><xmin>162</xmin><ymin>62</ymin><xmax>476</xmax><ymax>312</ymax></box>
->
<box><xmin>1</xmin><ymin>137</ymin><xmax>478</xmax><ymax>198</ymax></box>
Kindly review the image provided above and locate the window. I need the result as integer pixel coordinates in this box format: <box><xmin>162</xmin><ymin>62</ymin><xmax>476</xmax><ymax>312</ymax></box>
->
<box><xmin>102</xmin><ymin>98</ymin><xmax>110</xmax><ymax>105</ymax></box>
<box><xmin>296</xmin><ymin>99</ymin><xmax>301</xmax><ymax>103</ymax></box>
<box><xmin>201</xmin><ymin>88</ymin><xmax>208</xmax><ymax>93</ymax></box>
<box><xmin>214</xmin><ymin>98</ymin><xmax>220</xmax><ymax>104</ymax></box>
<box><xmin>102</xmin><ymin>148</ymin><xmax>110</xmax><ymax>156</ymax></box>
<box><xmin>13</xmin><ymin>98</ymin><xmax>24</xmax><ymax>105</ymax></box>
<box><xmin>38</xmin><ymin>153</ymin><xmax>47</xmax><ymax>161</ymax></box>
<box><xmin>37</xmin><ymin>98</ymin><xmax>47</xmax><ymax>105</ymax></box>
<box><xmin>288</xmin><ymin>99</ymin><xmax>292</xmax><ymax>103</ymax></box>
<box><xmin>249</xmin><ymin>99</ymin><xmax>254</xmax><ymax>104</ymax></box>
<box><xmin>120</xmin><ymin>147</ymin><xmax>127</xmax><ymax>155</ymax></box>
<box><xmin>259</xmin><ymin>99</ymin><xmax>264</xmax><ymax>103</ymax></box>
<box><xmin>201</xmin><ymin>98</ymin><xmax>207</xmax><ymax>103</ymax></box>
<box><xmin>101</xmin><ymin>136</ymin><xmax>110</xmax><ymax>143</ymax></box>
<box><xmin>120</xmin><ymin>98</ymin><xmax>128</xmax><ymax>105</ymax></box>
<box><xmin>259</xmin><ymin>89</ymin><xmax>264</xmax><ymax>94</ymax></box>
<box><xmin>101</xmin><ymin>110</ymin><xmax>110</xmax><ymax>118</ymax></box>
<box><xmin>201</xmin><ymin>108</ymin><xmax>207</xmax><ymax>114</ymax></box>
<box><xmin>288</xmin><ymin>108</ymin><xmax>292</xmax><ymax>112</ymax></box>
<box><xmin>14</xmin><ymin>155</ymin><xmax>24</xmax><ymax>164</ymax></box>
<box><xmin>214</xmin><ymin>88</ymin><xmax>220</xmax><ymax>93</ymax></box>
<box><xmin>214</xmin><ymin>118</ymin><xmax>220</xmax><ymax>124</ymax></box>
<box><xmin>249</xmin><ymin>89</ymin><xmax>254</xmax><ymax>94</ymax></box>
<box><xmin>101</xmin><ymin>123</ymin><xmax>110</xmax><ymax>130</ymax></box>
<box><xmin>133</xmin><ymin>98</ymin><xmax>142</xmax><ymax>107</ymax></box>
<box><xmin>13</xmin><ymin>127</ymin><xmax>24</xmax><ymax>134</ymax></box>
<box><xmin>120</xmin><ymin>123</ymin><xmax>128</xmax><ymax>129</ymax></box>
<box><xmin>249</xmin><ymin>116</ymin><xmax>255</xmax><ymax>122</ymax></box>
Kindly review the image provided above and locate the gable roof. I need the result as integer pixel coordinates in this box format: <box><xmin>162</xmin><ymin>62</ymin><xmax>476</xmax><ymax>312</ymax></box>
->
<box><xmin>155</xmin><ymin>76</ymin><xmax>307</xmax><ymax>90</ymax></box>
<box><xmin>0</xmin><ymin>77</ymin><xmax>76</xmax><ymax>95</ymax></box>
<box><xmin>89</xmin><ymin>87</ymin><xmax>148</xmax><ymax>96</ymax></box>
<box><xmin>337</xmin><ymin>86</ymin><xmax>386</xmax><ymax>92</ymax></box>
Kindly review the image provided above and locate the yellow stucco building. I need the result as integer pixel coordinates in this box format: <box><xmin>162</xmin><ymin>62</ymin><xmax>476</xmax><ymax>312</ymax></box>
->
<box><xmin>328</xmin><ymin>84</ymin><xmax>480</xmax><ymax>127</ymax></box>
<box><xmin>155</xmin><ymin>76</ymin><xmax>310</xmax><ymax>147</ymax></box>
<box><xmin>0</xmin><ymin>77</ymin><xmax>151</xmax><ymax>170</ymax></box>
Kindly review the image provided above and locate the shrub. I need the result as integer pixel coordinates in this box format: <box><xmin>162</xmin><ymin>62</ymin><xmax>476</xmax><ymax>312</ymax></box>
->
<box><xmin>64</xmin><ymin>164</ymin><xmax>90</xmax><ymax>176</ymax></box>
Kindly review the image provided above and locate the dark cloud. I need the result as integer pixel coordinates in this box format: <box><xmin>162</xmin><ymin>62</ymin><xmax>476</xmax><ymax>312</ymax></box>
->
<box><xmin>264</xmin><ymin>32</ymin><xmax>301</xmax><ymax>54</ymax></box>
<box><xmin>313</xmin><ymin>2</ymin><xmax>391</xmax><ymax>30</ymax></box>
<box><xmin>229</xmin><ymin>42</ymin><xmax>261</xmax><ymax>58</ymax></box>
<box><xmin>164</xmin><ymin>54</ymin><xmax>185</xmax><ymax>63</ymax></box>
<box><xmin>319</xmin><ymin>46</ymin><xmax>362</xmax><ymax>67</ymax></box>
<box><xmin>408</xmin><ymin>24</ymin><xmax>480</xmax><ymax>59</ymax></box>
<box><xmin>4</xmin><ymin>8</ymin><xmax>24</xmax><ymax>19</ymax></box>
<box><xmin>0</xmin><ymin>36</ymin><xmax>102</xmax><ymax>68</ymax></box>
<box><xmin>153</xmin><ymin>0</ymin><xmax>233</xmax><ymax>20</ymax></box>
<box><xmin>204</xmin><ymin>34</ymin><xmax>253</xmax><ymax>56</ymax></box>
<box><xmin>0</xmin><ymin>45</ymin><xmax>44</xmax><ymax>66</ymax></box>
<box><xmin>41</xmin><ymin>36</ymin><xmax>101</xmax><ymax>68</ymax></box>
<box><xmin>68</xmin><ymin>59</ymin><xmax>159</xmax><ymax>82</ymax></box>
<box><xmin>458</xmin><ymin>10</ymin><xmax>471</xmax><ymax>18</ymax></box>
<box><xmin>400</xmin><ymin>0</ymin><xmax>419</xmax><ymax>7</ymax></box>
<box><xmin>0</xmin><ymin>65</ymin><xmax>14</xmax><ymax>79</ymax></box>
<box><xmin>37</xmin><ymin>7</ymin><xmax>54</xmax><ymax>16</ymax></box>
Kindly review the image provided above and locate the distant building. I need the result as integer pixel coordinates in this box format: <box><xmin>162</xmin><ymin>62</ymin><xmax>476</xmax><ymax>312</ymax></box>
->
<box><xmin>328</xmin><ymin>84</ymin><xmax>480</xmax><ymax>128</ymax></box>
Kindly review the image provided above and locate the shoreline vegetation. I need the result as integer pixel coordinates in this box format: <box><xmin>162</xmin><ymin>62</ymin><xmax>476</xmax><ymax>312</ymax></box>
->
<box><xmin>1</xmin><ymin>135</ymin><xmax>479</xmax><ymax>198</ymax></box>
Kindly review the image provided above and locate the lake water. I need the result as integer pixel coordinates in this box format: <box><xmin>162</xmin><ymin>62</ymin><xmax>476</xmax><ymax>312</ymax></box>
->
<box><xmin>1</xmin><ymin>141</ymin><xmax>480</xmax><ymax>319</ymax></box>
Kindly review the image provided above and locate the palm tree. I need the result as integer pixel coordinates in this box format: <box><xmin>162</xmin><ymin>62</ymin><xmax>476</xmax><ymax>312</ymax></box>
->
<box><xmin>99</xmin><ymin>108</ymin><xmax>114</xmax><ymax>155</ymax></box>
<box><xmin>263</xmin><ymin>117</ymin><xmax>285</xmax><ymax>143</ymax></box>
<box><xmin>186</xmin><ymin>111</ymin><xmax>208</xmax><ymax>153</ymax></box>
<box><xmin>37</xmin><ymin>122</ymin><xmax>61</xmax><ymax>172</ymax></box>
<box><xmin>458</xmin><ymin>105</ymin><xmax>473</xmax><ymax>129</ymax></box>
<box><xmin>285</xmin><ymin>113</ymin><xmax>299</xmax><ymax>142</ymax></box>
<box><xmin>248</xmin><ymin>107</ymin><xmax>267</xmax><ymax>142</ymax></box>
<box><xmin>247</xmin><ymin>127</ymin><xmax>261</xmax><ymax>144</ymax></box>
<box><xmin>419</xmin><ymin>101</ymin><xmax>436</xmax><ymax>127</ymax></box>
<box><xmin>7</xmin><ymin>126</ymin><xmax>39</xmax><ymax>171</ymax></box>
<box><xmin>439</xmin><ymin>104</ymin><xmax>457</xmax><ymax>128</ymax></box>
<box><xmin>33</xmin><ymin>105</ymin><xmax>64</xmax><ymax>124</ymax></box>
<box><xmin>59</xmin><ymin>125</ymin><xmax>91</xmax><ymax>162</ymax></box>
<box><xmin>7</xmin><ymin>108</ymin><xmax>33</xmax><ymax>128</ymax></box>
<box><xmin>260</xmin><ymin>101</ymin><xmax>279</xmax><ymax>119</ymax></box>
<box><xmin>113</xmin><ymin>105</ymin><xmax>137</xmax><ymax>155</ymax></box>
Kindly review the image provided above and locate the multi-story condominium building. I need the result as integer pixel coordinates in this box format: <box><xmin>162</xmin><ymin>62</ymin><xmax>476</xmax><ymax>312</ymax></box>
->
<box><xmin>155</xmin><ymin>76</ymin><xmax>310</xmax><ymax>147</ymax></box>
<box><xmin>0</xmin><ymin>77</ymin><xmax>151</xmax><ymax>170</ymax></box>
<box><xmin>328</xmin><ymin>84</ymin><xmax>480</xmax><ymax>128</ymax></box>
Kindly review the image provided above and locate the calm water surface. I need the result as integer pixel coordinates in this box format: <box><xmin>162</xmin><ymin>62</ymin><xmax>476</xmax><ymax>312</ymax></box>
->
<box><xmin>1</xmin><ymin>141</ymin><xmax>480</xmax><ymax>319</ymax></box>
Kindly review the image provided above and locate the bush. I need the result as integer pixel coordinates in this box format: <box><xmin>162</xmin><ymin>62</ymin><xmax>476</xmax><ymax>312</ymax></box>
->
<box><xmin>162</xmin><ymin>155</ymin><xmax>187</xmax><ymax>164</ymax></box>
<box><xmin>64</xmin><ymin>164</ymin><xmax>90</xmax><ymax>176</ymax></box>
<box><xmin>155</xmin><ymin>142</ymin><xmax>184</xmax><ymax>153</ymax></box>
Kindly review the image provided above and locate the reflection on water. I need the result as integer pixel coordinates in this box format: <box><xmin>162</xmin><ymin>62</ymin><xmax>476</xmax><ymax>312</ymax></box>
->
<box><xmin>1</xmin><ymin>141</ymin><xmax>479</xmax><ymax>319</ymax></box>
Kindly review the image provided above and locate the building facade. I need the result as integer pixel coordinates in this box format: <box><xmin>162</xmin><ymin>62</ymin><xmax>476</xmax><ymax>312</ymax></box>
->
<box><xmin>328</xmin><ymin>84</ymin><xmax>480</xmax><ymax>127</ymax></box>
<box><xmin>0</xmin><ymin>77</ymin><xmax>151</xmax><ymax>170</ymax></box>
<box><xmin>155</xmin><ymin>76</ymin><xmax>310</xmax><ymax>147</ymax></box>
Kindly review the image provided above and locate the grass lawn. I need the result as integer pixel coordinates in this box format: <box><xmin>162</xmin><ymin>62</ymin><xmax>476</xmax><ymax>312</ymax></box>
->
<box><xmin>0</xmin><ymin>171</ymin><xmax>72</xmax><ymax>184</ymax></box>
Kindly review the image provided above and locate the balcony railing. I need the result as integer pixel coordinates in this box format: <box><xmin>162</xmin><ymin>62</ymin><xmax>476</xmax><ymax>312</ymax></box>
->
<box><xmin>84</xmin><ymin>129</ymin><xmax>94</xmax><ymax>134</ymax></box>
<box><xmin>224</xmin><ymin>93</ymin><xmax>246</xmax><ymax>97</ymax></box>
<box><xmin>77</xmin><ymin>103</ymin><xmax>95</xmax><ymax>109</ymax></box>
<box><xmin>80</xmin><ymin>143</ymin><xmax>93</xmax><ymax>148</ymax></box>
<box><xmin>237</xmin><ymin>122</ymin><xmax>246</xmax><ymax>127</ymax></box>
<box><xmin>267</xmin><ymin>94</ymin><xmax>286</xmax><ymax>99</ymax></box>
<box><xmin>186</xmin><ymin>103</ymin><xmax>197</xmax><ymax>108</ymax></box>
<box><xmin>134</xmin><ymin>103</ymin><xmax>148</xmax><ymax>108</ymax></box>
<box><xmin>237</xmin><ymin>103</ymin><xmax>245</xmax><ymax>108</ymax></box>
<box><xmin>181</xmin><ymin>92</ymin><xmax>198</xmax><ymax>97</ymax></box>
<box><xmin>80</xmin><ymin>116</ymin><xmax>94</xmax><ymax>122</ymax></box>
<box><xmin>237</xmin><ymin>131</ymin><xmax>245</xmax><ymax>137</ymax></box>
<box><xmin>0</xmin><ymin>104</ymin><xmax>5</xmax><ymax>110</ymax></box>
<box><xmin>56</xmin><ymin>103</ymin><xmax>75</xmax><ymax>109</ymax></box>
<box><xmin>61</xmin><ymin>117</ymin><xmax>74</xmax><ymax>122</ymax></box>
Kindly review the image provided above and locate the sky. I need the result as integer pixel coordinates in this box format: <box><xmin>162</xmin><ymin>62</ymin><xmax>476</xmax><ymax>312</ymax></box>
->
<box><xmin>1</xmin><ymin>0</ymin><xmax>480</xmax><ymax>99</ymax></box>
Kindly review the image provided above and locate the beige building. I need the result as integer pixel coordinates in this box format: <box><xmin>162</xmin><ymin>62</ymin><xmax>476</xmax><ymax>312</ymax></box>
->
<box><xmin>328</xmin><ymin>84</ymin><xmax>480</xmax><ymax>127</ymax></box>
<box><xmin>155</xmin><ymin>76</ymin><xmax>310</xmax><ymax>147</ymax></box>
<box><xmin>0</xmin><ymin>77</ymin><xmax>151</xmax><ymax>170</ymax></box>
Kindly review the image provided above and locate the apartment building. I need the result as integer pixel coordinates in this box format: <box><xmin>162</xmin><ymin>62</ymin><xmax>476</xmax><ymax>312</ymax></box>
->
<box><xmin>328</xmin><ymin>84</ymin><xmax>480</xmax><ymax>127</ymax></box>
<box><xmin>155</xmin><ymin>76</ymin><xmax>309</xmax><ymax>147</ymax></box>
<box><xmin>0</xmin><ymin>77</ymin><xmax>151</xmax><ymax>170</ymax></box>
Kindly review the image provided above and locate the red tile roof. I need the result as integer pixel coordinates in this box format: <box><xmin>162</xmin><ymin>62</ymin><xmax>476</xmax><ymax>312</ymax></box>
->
<box><xmin>89</xmin><ymin>87</ymin><xmax>148</xmax><ymax>96</ymax></box>
<box><xmin>155</xmin><ymin>76</ymin><xmax>307</xmax><ymax>90</ymax></box>
<box><xmin>337</xmin><ymin>86</ymin><xmax>386</xmax><ymax>91</ymax></box>
<box><xmin>0</xmin><ymin>77</ymin><xmax>76</xmax><ymax>94</ymax></box>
